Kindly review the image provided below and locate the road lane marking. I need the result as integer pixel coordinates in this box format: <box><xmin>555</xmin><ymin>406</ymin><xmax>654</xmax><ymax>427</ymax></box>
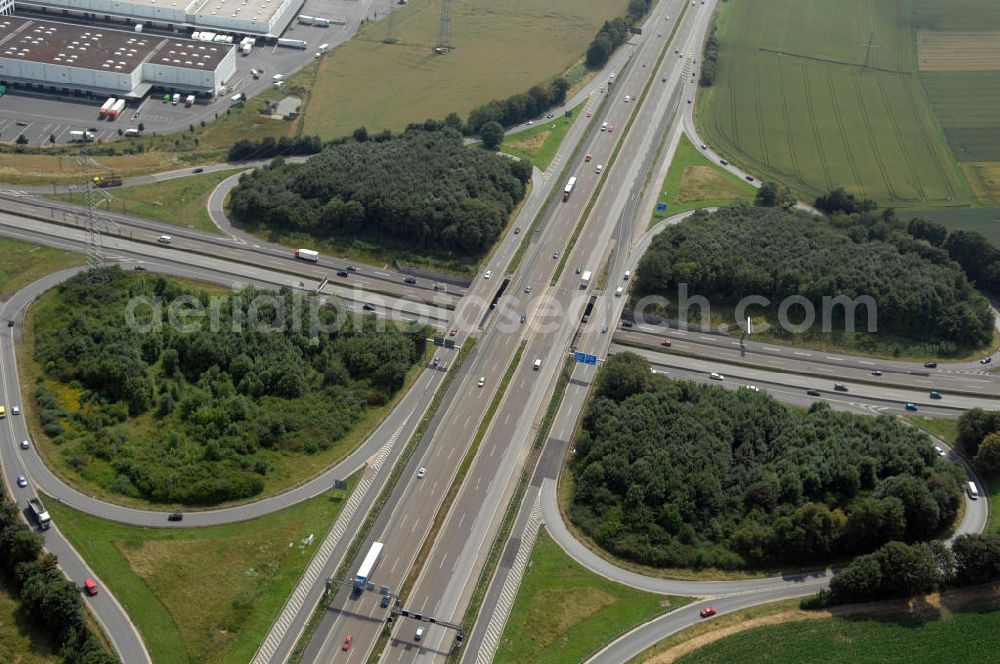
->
<box><xmin>793</xmin><ymin>351</ymin><xmax>811</xmax><ymax>356</ymax></box>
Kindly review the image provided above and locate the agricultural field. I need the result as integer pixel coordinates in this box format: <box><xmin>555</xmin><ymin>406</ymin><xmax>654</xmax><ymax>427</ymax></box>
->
<box><xmin>698</xmin><ymin>0</ymin><xmax>971</xmax><ymax>207</ymax></box>
<box><xmin>45</xmin><ymin>479</ymin><xmax>355</xmax><ymax>664</ymax></box>
<box><xmin>912</xmin><ymin>0</ymin><xmax>1000</xmax><ymax>32</ymax></box>
<box><xmin>303</xmin><ymin>0</ymin><xmax>627</xmax><ymax>139</ymax></box>
<box><xmin>902</xmin><ymin>205</ymin><xmax>1000</xmax><ymax>245</ymax></box>
<box><xmin>672</xmin><ymin>589</ymin><xmax>1000</xmax><ymax>664</ymax></box>
<box><xmin>495</xmin><ymin>530</ymin><xmax>685</xmax><ymax>664</ymax></box>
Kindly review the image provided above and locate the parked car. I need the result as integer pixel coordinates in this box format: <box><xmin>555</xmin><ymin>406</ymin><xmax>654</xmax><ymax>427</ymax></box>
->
<box><xmin>905</xmin><ymin>402</ymin><xmax>919</xmax><ymax>411</ymax></box>
<box><xmin>700</xmin><ymin>607</ymin><xmax>717</xmax><ymax>618</ymax></box>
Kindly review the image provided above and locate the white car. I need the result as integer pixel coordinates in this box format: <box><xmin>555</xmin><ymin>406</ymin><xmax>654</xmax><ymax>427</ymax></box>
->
<box><xmin>20</xmin><ymin>439</ymin><xmax>29</xmax><ymax>449</ymax></box>
<box><xmin>745</xmin><ymin>384</ymin><xmax>760</xmax><ymax>392</ymax></box>
<box><xmin>158</xmin><ymin>235</ymin><xmax>172</xmax><ymax>244</ymax></box>
<box><xmin>417</xmin><ymin>467</ymin><xmax>426</xmax><ymax>479</ymax></box>
<box><xmin>478</xmin><ymin>376</ymin><xmax>485</xmax><ymax>388</ymax></box>
<box><xmin>709</xmin><ymin>372</ymin><xmax>724</xmax><ymax>381</ymax></box>
<box><xmin>11</xmin><ymin>405</ymin><xmax>19</xmax><ymax>415</ymax></box>
<box><xmin>934</xmin><ymin>446</ymin><xmax>946</xmax><ymax>457</ymax></box>
<box><xmin>484</xmin><ymin>270</ymin><xmax>492</xmax><ymax>280</ymax></box>
<box><xmin>16</xmin><ymin>475</ymin><xmax>27</xmax><ymax>488</ymax></box>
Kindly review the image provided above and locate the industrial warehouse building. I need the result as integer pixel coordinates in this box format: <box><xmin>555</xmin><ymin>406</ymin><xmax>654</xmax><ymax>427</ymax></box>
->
<box><xmin>16</xmin><ymin>0</ymin><xmax>303</xmax><ymax>38</ymax></box>
<box><xmin>0</xmin><ymin>15</ymin><xmax>235</xmax><ymax>97</ymax></box>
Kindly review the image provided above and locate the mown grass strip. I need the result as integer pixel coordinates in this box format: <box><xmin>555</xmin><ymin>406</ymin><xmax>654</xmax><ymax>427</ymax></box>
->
<box><xmin>288</xmin><ymin>338</ymin><xmax>476</xmax><ymax>664</ymax></box>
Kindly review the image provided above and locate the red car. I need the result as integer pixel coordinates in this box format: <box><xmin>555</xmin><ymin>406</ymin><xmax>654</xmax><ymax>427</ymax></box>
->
<box><xmin>660</xmin><ymin>340</ymin><xmax>672</xmax><ymax>347</ymax></box>
<box><xmin>84</xmin><ymin>578</ymin><xmax>99</xmax><ymax>596</ymax></box>
<box><xmin>608</xmin><ymin>124</ymin><xmax>615</xmax><ymax>133</ymax></box>
<box><xmin>449</xmin><ymin>327</ymin><xmax>458</xmax><ymax>337</ymax></box>
<box><xmin>585</xmin><ymin>153</ymin><xmax>592</xmax><ymax>162</ymax></box>
<box><xmin>586</xmin><ymin>111</ymin><xmax>592</xmax><ymax>117</ymax></box>
<box><xmin>699</xmin><ymin>606</ymin><xmax>717</xmax><ymax>618</ymax></box>
<box><xmin>342</xmin><ymin>634</ymin><xmax>353</xmax><ymax>651</ymax></box>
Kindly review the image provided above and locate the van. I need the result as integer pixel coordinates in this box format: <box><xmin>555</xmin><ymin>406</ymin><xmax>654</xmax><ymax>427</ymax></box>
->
<box><xmin>414</xmin><ymin>627</ymin><xmax>425</xmax><ymax>641</ymax></box>
<box><xmin>623</xmin><ymin>270</ymin><xmax>631</xmax><ymax>280</ymax></box>
<box><xmin>533</xmin><ymin>358</ymin><xmax>541</xmax><ymax>370</ymax></box>
<box><xmin>968</xmin><ymin>481</ymin><xmax>979</xmax><ymax>499</ymax></box>
<box><xmin>615</xmin><ymin>286</ymin><xmax>623</xmax><ymax>297</ymax></box>
<box><xmin>601</xmin><ymin>121</ymin><xmax>608</xmax><ymax>132</ymax></box>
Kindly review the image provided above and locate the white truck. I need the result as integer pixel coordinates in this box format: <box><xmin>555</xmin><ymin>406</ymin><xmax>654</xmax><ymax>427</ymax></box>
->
<box><xmin>28</xmin><ymin>498</ymin><xmax>51</xmax><ymax>530</ymax></box>
<box><xmin>185</xmin><ymin>94</ymin><xmax>196</xmax><ymax>107</ymax></box>
<box><xmin>580</xmin><ymin>270</ymin><xmax>592</xmax><ymax>289</ymax></box>
<box><xmin>69</xmin><ymin>130</ymin><xmax>95</xmax><ymax>142</ymax></box>
<box><xmin>295</xmin><ymin>248</ymin><xmax>319</xmax><ymax>262</ymax></box>
<box><xmin>277</xmin><ymin>38</ymin><xmax>308</xmax><ymax>49</ymax></box>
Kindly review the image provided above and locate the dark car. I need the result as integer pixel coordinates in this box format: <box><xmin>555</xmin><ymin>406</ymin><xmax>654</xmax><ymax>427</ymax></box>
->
<box><xmin>337</xmin><ymin>271</ymin><xmax>349</xmax><ymax>277</ymax></box>
<box><xmin>745</xmin><ymin>175</ymin><xmax>754</xmax><ymax>181</ymax></box>
<box><xmin>362</xmin><ymin>304</ymin><xmax>376</xmax><ymax>311</ymax></box>
<box><xmin>622</xmin><ymin>321</ymin><xmax>633</xmax><ymax>328</ymax></box>
<box><xmin>806</xmin><ymin>389</ymin><xmax>822</xmax><ymax>397</ymax></box>
<box><xmin>660</xmin><ymin>340</ymin><xmax>672</xmax><ymax>347</ymax></box>
<box><xmin>134</xmin><ymin>265</ymin><xmax>147</xmax><ymax>271</ymax></box>
<box><xmin>381</xmin><ymin>594</ymin><xmax>391</xmax><ymax>608</ymax></box>
<box><xmin>834</xmin><ymin>383</ymin><xmax>848</xmax><ymax>392</ymax></box>
<box><xmin>168</xmin><ymin>512</ymin><xmax>183</xmax><ymax>521</ymax></box>
<box><xmin>930</xmin><ymin>390</ymin><xmax>942</xmax><ymax>399</ymax></box>
<box><xmin>871</xmin><ymin>369</ymin><xmax>883</xmax><ymax>376</ymax></box>
<box><xmin>923</xmin><ymin>361</ymin><xmax>937</xmax><ymax>369</ymax></box>
<box><xmin>193</xmin><ymin>167</ymin><xmax>204</xmax><ymax>173</ymax></box>
<box><xmin>403</xmin><ymin>277</ymin><xmax>417</xmax><ymax>285</ymax></box>
<box><xmin>720</xmin><ymin>159</ymin><xmax>728</xmax><ymax>165</ymax></box>
<box><xmin>347</xmin><ymin>265</ymin><xmax>358</xmax><ymax>272</ymax></box>
<box><xmin>981</xmin><ymin>357</ymin><xmax>993</xmax><ymax>364</ymax></box>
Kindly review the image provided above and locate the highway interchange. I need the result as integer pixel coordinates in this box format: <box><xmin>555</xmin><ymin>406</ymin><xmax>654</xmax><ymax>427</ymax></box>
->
<box><xmin>0</xmin><ymin>0</ymin><xmax>995</xmax><ymax>662</ymax></box>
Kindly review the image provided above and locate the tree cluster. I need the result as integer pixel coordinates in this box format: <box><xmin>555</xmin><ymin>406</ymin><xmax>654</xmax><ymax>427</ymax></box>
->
<box><xmin>907</xmin><ymin>218</ymin><xmax>1000</xmax><ymax>297</ymax></box>
<box><xmin>569</xmin><ymin>353</ymin><xmax>963</xmax><ymax>570</ymax></box>
<box><xmin>635</xmin><ymin>205</ymin><xmax>994</xmax><ymax>353</ymax></box>
<box><xmin>465</xmin><ymin>78</ymin><xmax>570</xmax><ymax>135</ymax></box>
<box><xmin>956</xmin><ymin>408</ymin><xmax>1000</xmax><ymax>477</ymax></box>
<box><xmin>699</xmin><ymin>28</ymin><xmax>720</xmax><ymax>86</ymax></box>
<box><xmin>228</xmin><ymin>127</ymin><xmax>530</xmax><ymax>257</ymax></box>
<box><xmin>585</xmin><ymin>17</ymin><xmax>631</xmax><ymax>70</ymax></box>
<box><xmin>0</xmin><ymin>488</ymin><xmax>118</xmax><ymax>664</ymax></box>
<box><xmin>804</xmin><ymin>533</ymin><xmax>1000</xmax><ymax>608</ymax></box>
<box><xmin>227</xmin><ymin>135</ymin><xmax>322</xmax><ymax>161</ymax></box>
<box><xmin>33</xmin><ymin>268</ymin><xmax>425</xmax><ymax>504</ymax></box>
<box><xmin>814</xmin><ymin>187</ymin><xmax>877</xmax><ymax>215</ymax></box>
<box><xmin>754</xmin><ymin>181</ymin><xmax>795</xmax><ymax>208</ymax></box>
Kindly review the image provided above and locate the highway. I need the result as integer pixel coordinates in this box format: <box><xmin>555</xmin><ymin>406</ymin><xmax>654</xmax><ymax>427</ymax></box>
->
<box><xmin>0</xmin><ymin>0</ymin><xmax>994</xmax><ymax>661</ymax></box>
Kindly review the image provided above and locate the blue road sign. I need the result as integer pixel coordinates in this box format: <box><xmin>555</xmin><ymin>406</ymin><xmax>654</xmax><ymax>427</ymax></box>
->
<box><xmin>573</xmin><ymin>352</ymin><xmax>597</xmax><ymax>365</ymax></box>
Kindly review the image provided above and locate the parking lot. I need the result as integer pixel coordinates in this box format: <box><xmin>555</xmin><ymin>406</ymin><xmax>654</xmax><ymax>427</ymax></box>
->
<box><xmin>0</xmin><ymin>0</ymin><xmax>396</xmax><ymax>144</ymax></box>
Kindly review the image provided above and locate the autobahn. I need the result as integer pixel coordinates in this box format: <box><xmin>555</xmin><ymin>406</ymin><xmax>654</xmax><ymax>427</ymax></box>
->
<box><xmin>0</xmin><ymin>0</ymin><xmax>994</xmax><ymax>661</ymax></box>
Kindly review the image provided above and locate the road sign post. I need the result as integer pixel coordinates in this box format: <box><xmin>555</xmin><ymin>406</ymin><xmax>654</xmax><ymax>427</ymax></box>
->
<box><xmin>573</xmin><ymin>351</ymin><xmax>598</xmax><ymax>365</ymax></box>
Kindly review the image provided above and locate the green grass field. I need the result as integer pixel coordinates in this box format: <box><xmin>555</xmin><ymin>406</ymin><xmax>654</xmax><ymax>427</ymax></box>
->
<box><xmin>0</xmin><ymin>236</ymin><xmax>83</xmax><ymax>297</ymax></box>
<box><xmin>49</xmin><ymin>169</ymin><xmax>244</xmax><ymax>235</ymax></box>
<box><xmin>913</xmin><ymin>0</ymin><xmax>1000</xmax><ymax>32</ymax></box>
<box><xmin>899</xmin><ymin>206</ymin><xmax>1000</xmax><ymax>245</ymax></box>
<box><xmin>45</xmin><ymin>478</ymin><xmax>355</xmax><ymax>664</ymax></box>
<box><xmin>502</xmin><ymin>111</ymin><xmax>581</xmax><ymax>170</ymax></box>
<box><xmin>302</xmin><ymin>0</ymin><xmax>627</xmax><ymax>139</ymax></box>
<box><xmin>674</xmin><ymin>598</ymin><xmax>1000</xmax><ymax>664</ymax></box>
<box><xmin>921</xmin><ymin>72</ymin><xmax>1000</xmax><ymax>163</ymax></box>
<box><xmin>652</xmin><ymin>133</ymin><xmax>755</xmax><ymax>221</ymax></box>
<box><xmin>698</xmin><ymin>0</ymin><xmax>970</xmax><ymax>207</ymax></box>
<box><xmin>494</xmin><ymin>529</ymin><xmax>686</xmax><ymax>664</ymax></box>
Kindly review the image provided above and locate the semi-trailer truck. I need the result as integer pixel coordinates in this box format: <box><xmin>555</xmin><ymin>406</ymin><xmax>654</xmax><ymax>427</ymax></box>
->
<box><xmin>563</xmin><ymin>176</ymin><xmax>577</xmax><ymax>202</ymax></box>
<box><xmin>277</xmin><ymin>38</ymin><xmax>308</xmax><ymax>49</ymax></box>
<box><xmin>98</xmin><ymin>97</ymin><xmax>116</xmax><ymax>118</ymax></box>
<box><xmin>94</xmin><ymin>175</ymin><xmax>123</xmax><ymax>188</ymax></box>
<box><xmin>107</xmin><ymin>99</ymin><xmax>126</xmax><ymax>119</ymax></box>
<box><xmin>28</xmin><ymin>498</ymin><xmax>51</xmax><ymax>530</ymax></box>
<box><xmin>69</xmin><ymin>130</ymin><xmax>95</xmax><ymax>142</ymax></box>
<box><xmin>295</xmin><ymin>248</ymin><xmax>319</xmax><ymax>262</ymax></box>
<box><xmin>579</xmin><ymin>270</ymin><xmax>592</xmax><ymax>288</ymax></box>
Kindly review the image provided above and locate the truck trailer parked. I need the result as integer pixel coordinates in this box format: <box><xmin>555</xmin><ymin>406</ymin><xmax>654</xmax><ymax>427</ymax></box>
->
<box><xmin>98</xmin><ymin>97</ymin><xmax>116</xmax><ymax>118</ymax></box>
<box><xmin>107</xmin><ymin>99</ymin><xmax>126</xmax><ymax>119</ymax></box>
<box><xmin>28</xmin><ymin>498</ymin><xmax>51</xmax><ymax>530</ymax></box>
